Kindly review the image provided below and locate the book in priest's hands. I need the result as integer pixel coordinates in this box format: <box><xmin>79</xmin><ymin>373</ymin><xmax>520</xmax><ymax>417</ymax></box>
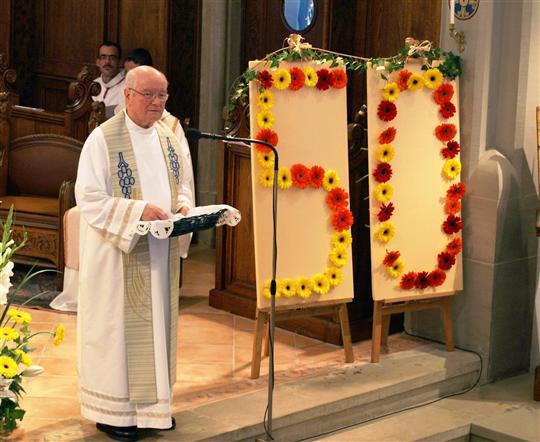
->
<box><xmin>133</xmin><ymin>204</ymin><xmax>241</xmax><ymax>239</ymax></box>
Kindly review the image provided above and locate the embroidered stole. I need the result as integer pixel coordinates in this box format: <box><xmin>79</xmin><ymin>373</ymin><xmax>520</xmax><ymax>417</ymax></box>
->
<box><xmin>100</xmin><ymin>112</ymin><xmax>182</xmax><ymax>404</ymax></box>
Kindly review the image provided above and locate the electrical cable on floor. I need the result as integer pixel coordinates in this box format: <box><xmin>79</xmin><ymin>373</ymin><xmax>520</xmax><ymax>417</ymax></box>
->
<box><xmin>294</xmin><ymin>332</ymin><xmax>484</xmax><ymax>442</ymax></box>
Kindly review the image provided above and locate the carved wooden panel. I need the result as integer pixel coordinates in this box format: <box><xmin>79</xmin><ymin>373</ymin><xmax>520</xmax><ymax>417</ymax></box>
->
<box><xmin>12</xmin><ymin>226</ymin><xmax>57</xmax><ymax>267</ymax></box>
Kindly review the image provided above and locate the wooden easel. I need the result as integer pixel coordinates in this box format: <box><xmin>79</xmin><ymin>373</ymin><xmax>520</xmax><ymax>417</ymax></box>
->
<box><xmin>371</xmin><ymin>294</ymin><xmax>454</xmax><ymax>363</ymax></box>
<box><xmin>251</xmin><ymin>301</ymin><xmax>354</xmax><ymax>379</ymax></box>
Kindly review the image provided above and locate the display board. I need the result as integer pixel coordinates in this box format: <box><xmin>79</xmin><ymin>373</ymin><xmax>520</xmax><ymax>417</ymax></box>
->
<box><xmin>248</xmin><ymin>60</ymin><xmax>354</xmax><ymax>310</ymax></box>
<box><xmin>366</xmin><ymin>60</ymin><xmax>464</xmax><ymax>302</ymax></box>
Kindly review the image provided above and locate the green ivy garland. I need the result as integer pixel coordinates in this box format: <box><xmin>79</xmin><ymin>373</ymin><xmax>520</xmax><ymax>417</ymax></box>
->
<box><xmin>224</xmin><ymin>41</ymin><xmax>461</xmax><ymax>130</ymax></box>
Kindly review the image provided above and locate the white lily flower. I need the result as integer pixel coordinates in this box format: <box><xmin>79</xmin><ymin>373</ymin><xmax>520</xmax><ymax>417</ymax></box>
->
<box><xmin>21</xmin><ymin>365</ymin><xmax>44</xmax><ymax>377</ymax></box>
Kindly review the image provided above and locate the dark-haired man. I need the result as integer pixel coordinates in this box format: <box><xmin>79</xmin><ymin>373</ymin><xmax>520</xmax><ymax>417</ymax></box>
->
<box><xmin>124</xmin><ymin>47</ymin><xmax>153</xmax><ymax>72</ymax></box>
<box><xmin>94</xmin><ymin>41</ymin><xmax>125</xmax><ymax>118</ymax></box>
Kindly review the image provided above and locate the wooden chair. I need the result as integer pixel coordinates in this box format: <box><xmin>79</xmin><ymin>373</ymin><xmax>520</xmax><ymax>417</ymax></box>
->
<box><xmin>0</xmin><ymin>134</ymin><xmax>82</xmax><ymax>289</ymax></box>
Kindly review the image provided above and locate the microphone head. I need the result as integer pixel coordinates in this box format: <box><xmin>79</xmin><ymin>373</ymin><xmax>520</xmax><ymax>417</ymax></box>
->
<box><xmin>185</xmin><ymin>128</ymin><xmax>202</xmax><ymax>141</ymax></box>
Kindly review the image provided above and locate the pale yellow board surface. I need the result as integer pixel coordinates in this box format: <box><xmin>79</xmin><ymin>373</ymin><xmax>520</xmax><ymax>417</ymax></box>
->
<box><xmin>366</xmin><ymin>61</ymin><xmax>463</xmax><ymax>302</ymax></box>
<box><xmin>249</xmin><ymin>60</ymin><xmax>354</xmax><ymax>310</ymax></box>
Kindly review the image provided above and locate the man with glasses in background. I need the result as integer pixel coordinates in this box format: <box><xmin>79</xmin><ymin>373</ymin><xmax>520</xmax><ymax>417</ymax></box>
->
<box><xmin>76</xmin><ymin>66</ymin><xmax>193</xmax><ymax>441</ymax></box>
<box><xmin>94</xmin><ymin>40</ymin><xmax>126</xmax><ymax>118</ymax></box>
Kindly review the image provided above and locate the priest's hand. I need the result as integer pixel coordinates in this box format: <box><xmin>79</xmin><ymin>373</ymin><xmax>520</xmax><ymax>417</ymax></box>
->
<box><xmin>141</xmin><ymin>203</ymin><xmax>169</xmax><ymax>221</ymax></box>
<box><xmin>178</xmin><ymin>206</ymin><xmax>189</xmax><ymax>216</ymax></box>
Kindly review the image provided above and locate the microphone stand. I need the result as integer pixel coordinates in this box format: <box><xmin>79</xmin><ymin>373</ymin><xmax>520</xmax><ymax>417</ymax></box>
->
<box><xmin>186</xmin><ymin>129</ymin><xmax>278</xmax><ymax>440</ymax></box>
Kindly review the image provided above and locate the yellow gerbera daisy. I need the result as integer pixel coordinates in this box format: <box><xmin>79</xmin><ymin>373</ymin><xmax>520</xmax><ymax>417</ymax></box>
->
<box><xmin>331</xmin><ymin>230</ymin><xmax>352</xmax><ymax>248</ymax></box>
<box><xmin>280</xmin><ymin>278</ymin><xmax>297</xmax><ymax>298</ymax></box>
<box><xmin>262</xmin><ymin>279</ymin><xmax>281</xmax><ymax>299</ymax></box>
<box><xmin>273</xmin><ymin>68</ymin><xmax>291</xmax><ymax>90</ymax></box>
<box><xmin>325</xmin><ymin>267</ymin><xmax>343</xmax><ymax>287</ymax></box>
<box><xmin>375</xmin><ymin>182</ymin><xmax>394</xmax><ymax>203</ymax></box>
<box><xmin>277</xmin><ymin>167</ymin><xmax>293</xmax><ymax>190</ymax></box>
<box><xmin>7</xmin><ymin>308</ymin><xmax>32</xmax><ymax>324</ymax></box>
<box><xmin>443</xmin><ymin>159</ymin><xmax>461</xmax><ymax>180</ymax></box>
<box><xmin>407</xmin><ymin>73</ymin><xmax>425</xmax><ymax>91</ymax></box>
<box><xmin>375</xmin><ymin>222</ymin><xmax>396</xmax><ymax>243</ymax></box>
<box><xmin>376</xmin><ymin>144</ymin><xmax>395</xmax><ymax>163</ymax></box>
<box><xmin>0</xmin><ymin>356</ymin><xmax>18</xmax><ymax>378</ymax></box>
<box><xmin>312</xmin><ymin>274</ymin><xmax>330</xmax><ymax>295</ymax></box>
<box><xmin>14</xmin><ymin>349</ymin><xmax>32</xmax><ymax>366</ymax></box>
<box><xmin>296</xmin><ymin>276</ymin><xmax>313</xmax><ymax>299</ymax></box>
<box><xmin>322</xmin><ymin>170</ymin><xmax>340</xmax><ymax>192</ymax></box>
<box><xmin>257</xmin><ymin>90</ymin><xmax>275</xmax><ymax>110</ymax></box>
<box><xmin>386</xmin><ymin>258</ymin><xmax>404</xmax><ymax>278</ymax></box>
<box><xmin>304</xmin><ymin>67</ymin><xmax>318</xmax><ymax>87</ymax></box>
<box><xmin>259</xmin><ymin>169</ymin><xmax>274</xmax><ymax>187</ymax></box>
<box><xmin>257</xmin><ymin>150</ymin><xmax>275</xmax><ymax>169</ymax></box>
<box><xmin>256</xmin><ymin>110</ymin><xmax>275</xmax><ymax>129</ymax></box>
<box><xmin>0</xmin><ymin>327</ymin><xmax>19</xmax><ymax>341</ymax></box>
<box><xmin>54</xmin><ymin>324</ymin><xmax>65</xmax><ymax>346</ymax></box>
<box><xmin>329</xmin><ymin>245</ymin><xmax>348</xmax><ymax>268</ymax></box>
<box><xmin>382</xmin><ymin>82</ymin><xmax>400</xmax><ymax>102</ymax></box>
<box><xmin>423</xmin><ymin>68</ymin><xmax>443</xmax><ymax>90</ymax></box>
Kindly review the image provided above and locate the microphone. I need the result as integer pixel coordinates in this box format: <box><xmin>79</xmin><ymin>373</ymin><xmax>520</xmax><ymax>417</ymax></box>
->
<box><xmin>188</xmin><ymin>126</ymin><xmax>279</xmax><ymax>439</ymax></box>
<box><xmin>185</xmin><ymin>128</ymin><xmax>278</xmax><ymax>169</ymax></box>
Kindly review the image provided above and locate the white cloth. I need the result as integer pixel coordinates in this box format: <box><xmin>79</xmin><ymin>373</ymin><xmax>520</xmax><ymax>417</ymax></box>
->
<box><xmin>49</xmin><ymin>267</ymin><xmax>78</xmax><ymax>312</ymax></box>
<box><xmin>75</xmin><ymin>113</ymin><xmax>193</xmax><ymax>428</ymax></box>
<box><xmin>93</xmin><ymin>71</ymin><xmax>126</xmax><ymax>118</ymax></box>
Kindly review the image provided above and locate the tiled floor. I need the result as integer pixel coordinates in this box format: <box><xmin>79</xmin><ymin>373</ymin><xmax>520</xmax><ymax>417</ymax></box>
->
<box><xmin>6</xmin><ymin>244</ymin><xmax>423</xmax><ymax>441</ymax></box>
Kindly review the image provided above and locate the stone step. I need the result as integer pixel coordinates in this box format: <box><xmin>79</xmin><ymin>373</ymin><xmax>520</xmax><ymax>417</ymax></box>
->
<box><xmin>308</xmin><ymin>372</ymin><xmax>538</xmax><ymax>442</ymax></box>
<box><xmin>170</xmin><ymin>344</ymin><xmax>481</xmax><ymax>442</ymax></box>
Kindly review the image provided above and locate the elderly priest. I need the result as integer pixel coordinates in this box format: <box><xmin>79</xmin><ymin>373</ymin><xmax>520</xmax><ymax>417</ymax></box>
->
<box><xmin>75</xmin><ymin>66</ymin><xmax>193</xmax><ymax>441</ymax></box>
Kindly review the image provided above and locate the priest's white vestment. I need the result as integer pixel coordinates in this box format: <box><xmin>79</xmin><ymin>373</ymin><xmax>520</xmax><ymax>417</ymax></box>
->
<box><xmin>75</xmin><ymin>111</ymin><xmax>193</xmax><ymax>428</ymax></box>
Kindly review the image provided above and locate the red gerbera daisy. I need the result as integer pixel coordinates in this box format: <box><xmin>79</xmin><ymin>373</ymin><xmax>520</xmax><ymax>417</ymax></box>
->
<box><xmin>332</xmin><ymin>209</ymin><xmax>354</xmax><ymax>232</ymax></box>
<box><xmin>316</xmin><ymin>68</ymin><xmax>334</xmax><ymax>91</ymax></box>
<box><xmin>427</xmin><ymin>269</ymin><xmax>446</xmax><ymax>287</ymax></box>
<box><xmin>290</xmin><ymin>164</ymin><xmax>310</xmax><ymax>189</ymax></box>
<box><xmin>383</xmin><ymin>250</ymin><xmax>400</xmax><ymax>267</ymax></box>
<box><xmin>377</xmin><ymin>100</ymin><xmax>397</xmax><ymax>122</ymax></box>
<box><xmin>377</xmin><ymin>202</ymin><xmax>394</xmax><ymax>222</ymax></box>
<box><xmin>435</xmin><ymin>123</ymin><xmax>457</xmax><ymax>142</ymax></box>
<box><xmin>326</xmin><ymin>187</ymin><xmax>349</xmax><ymax>210</ymax></box>
<box><xmin>437</xmin><ymin>251</ymin><xmax>456</xmax><ymax>270</ymax></box>
<box><xmin>309</xmin><ymin>165</ymin><xmax>325</xmax><ymax>188</ymax></box>
<box><xmin>258</xmin><ymin>69</ymin><xmax>273</xmax><ymax>89</ymax></box>
<box><xmin>332</xmin><ymin>69</ymin><xmax>348</xmax><ymax>89</ymax></box>
<box><xmin>441</xmin><ymin>140</ymin><xmax>461</xmax><ymax>159</ymax></box>
<box><xmin>442</xmin><ymin>214</ymin><xmax>463</xmax><ymax>234</ymax></box>
<box><xmin>444</xmin><ymin>198</ymin><xmax>461</xmax><ymax>215</ymax></box>
<box><xmin>433</xmin><ymin>82</ymin><xmax>454</xmax><ymax>105</ymax></box>
<box><xmin>400</xmin><ymin>271</ymin><xmax>417</xmax><ymax>290</ymax></box>
<box><xmin>373</xmin><ymin>163</ymin><xmax>393</xmax><ymax>183</ymax></box>
<box><xmin>445</xmin><ymin>238</ymin><xmax>463</xmax><ymax>255</ymax></box>
<box><xmin>447</xmin><ymin>182</ymin><xmax>466</xmax><ymax>200</ymax></box>
<box><xmin>255</xmin><ymin>129</ymin><xmax>278</xmax><ymax>153</ymax></box>
<box><xmin>378</xmin><ymin>127</ymin><xmax>397</xmax><ymax>144</ymax></box>
<box><xmin>440</xmin><ymin>101</ymin><xmax>456</xmax><ymax>119</ymax></box>
<box><xmin>397</xmin><ymin>69</ymin><xmax>412</xmax><ymax>91</ymax></box>
<box><xmin>414</xmin><ymin>272</ymin><xmax>429</xmax><ymax>289</ymax></box>
<box><xmin>289</xmin><ymin>67</ymin><xmax>305</xmax><ymax>91</ymax></box>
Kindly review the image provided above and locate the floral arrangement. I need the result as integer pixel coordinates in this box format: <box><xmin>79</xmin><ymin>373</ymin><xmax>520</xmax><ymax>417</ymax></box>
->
<box><xmin>252</xmin><ymin>64</ymin><xmax>354</xmax><ymax>300</ymax></box>
<box><xmin>0</xmin><ymin>206</ymin><xmax>64</xmax><ymax>434</ymax></box>
<box><xmin>372</xmin><ymin>67</ymin><xmax>464</xmax><ymax>291</ymax></box>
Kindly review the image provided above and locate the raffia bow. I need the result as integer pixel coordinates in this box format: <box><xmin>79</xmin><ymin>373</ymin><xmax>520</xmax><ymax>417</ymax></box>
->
<box><xmin>286</xmin><ymin>34</ymin><xmax>312</xmax><ymax>52</ymax></box>
<box><xmin>405</xmin><ymin>39</ymin><xmax>432</xmax><ymax>56</ymax></box>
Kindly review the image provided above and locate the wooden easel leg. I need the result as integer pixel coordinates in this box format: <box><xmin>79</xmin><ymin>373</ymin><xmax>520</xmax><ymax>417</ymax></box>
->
<box><xmin>251</xmin><ymin>310</ymin><xmax>268</xmax><ymax>379</ymax></box>
<box><xmin>381</xmin><ymin>313</ymin><xmax>391</xmax><ymax>352</ymax></box>
<box><xmin>338</xmin><ymin>304</ymin><xmax>354</xmax><ymax>363</ymax></box>
<box><xmin>263</xmin><ymin>321</ymin><xmax>270</xmax><ymax>357</ymax></box>
<box><xmin>441</xmin><ymin>297</ymin><xmax>454</xmax><ymax>351</ymax></box>
<box><xmin>371</xmin><ymin>301</ymin><xmax>383</xmax><ymax>363</ymax></box>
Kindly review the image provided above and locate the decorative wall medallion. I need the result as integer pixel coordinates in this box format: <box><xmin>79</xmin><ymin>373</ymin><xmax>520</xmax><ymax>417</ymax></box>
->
<box><xmin>454</xmin><ymin>0</ymin><xmax>479</xmax><ymax>21</ymax></box>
